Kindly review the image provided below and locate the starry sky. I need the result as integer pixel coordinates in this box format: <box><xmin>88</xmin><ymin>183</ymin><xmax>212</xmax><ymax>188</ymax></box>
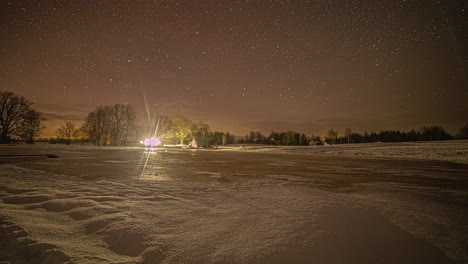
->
<box><xmin>1</xmin><ymin>0</ymin><xmax>467</xmax><ymax>136</ymax></box>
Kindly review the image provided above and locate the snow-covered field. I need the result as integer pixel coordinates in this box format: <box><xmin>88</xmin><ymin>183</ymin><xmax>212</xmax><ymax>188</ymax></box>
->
<box><xmin>222</xmin><ymin>140</ymin><xmax>468</xmax><ymax>164</ymax></box>
<box><xmin>0</xmin><ymin>142</ymin><xmax>467</xmax><ymax>263</ymax></box>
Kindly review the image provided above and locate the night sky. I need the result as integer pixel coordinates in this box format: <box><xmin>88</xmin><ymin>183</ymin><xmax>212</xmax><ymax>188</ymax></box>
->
<box><xmin>1</xmin><ymin>0</ymin><xmax>467</xmax><ymax>136</ymax></box>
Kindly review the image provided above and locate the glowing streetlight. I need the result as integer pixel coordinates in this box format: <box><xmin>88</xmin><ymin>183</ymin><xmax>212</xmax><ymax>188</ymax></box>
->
<box><xmin>143</xmin><ymin>137</ymin><xmax>161</xmax><ymax>147</ymax></box>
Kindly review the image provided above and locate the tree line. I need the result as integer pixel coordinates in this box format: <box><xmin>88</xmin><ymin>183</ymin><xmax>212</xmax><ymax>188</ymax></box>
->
<box><xmin>51</xmin><ymin>107</ymin><xmax>235</xmax><ymax>147</ymax></box>
<box><xmin>2</xmin><ymin>91</ymin><xmax>468</xmax><ymax>145</ymax></box>
<box><xmin>238</xmin><ymin>126</ymin><xmax>459</xmax><ymax>146</ymax></box>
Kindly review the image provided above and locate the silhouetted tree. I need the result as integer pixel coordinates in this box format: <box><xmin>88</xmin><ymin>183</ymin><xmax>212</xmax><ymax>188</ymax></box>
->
<box><xmin>75</xmin><ymin>124</ymin><xmax>88</xmax><ymax>144</ymax></box>
<box><xmin>105</xmin><ymin>104</ymin><xmax>136</xmax><ymax>145</ymax></box>
<box><xmin>255</xmin><ymin>131</ymin><xmax>265</xmax><ymax>144</ymax></box>
<box><xmin>457</xmin><ymin>124</ymin><xmax>468</xmax><ymax>139</ymax></box>
<box><xmin>344</xmin><ymin>128</ymin><xmax>352</xmax><ymax>144</ymax></box>
<box><xmin>192</xmin><ymin>121</ymin><xmax>212</xmax><ymax>147</ymax></box>
<box><xmin>84</xmin><ymin>105</ymin><xmax>110</xmax><ymax>146</ymax></box>
<box><xmin>210</xmin><ymin>131</ymin><xmax>235</xmax><ymax>146</ymax></box>
<box><xmin>107</xmin><ymin>105</ymin><xmax>126</xmax><ymax>145</ymax></box>
<box><xmin>248</xmin><ymin>131</ymin><xmax>256</xmax><ymax>143</ymax></box>
<box><xmin>221</xmin><ymin>133</ymin><xmax>227</xmax><ymax>146</ymax></box>
<box><xmin>123</xmin><ymin>104</ymin><xmax>136</xmax><ymax>145</ymax></box>
<box><xmin>349</xmin><ymin>133</ymin><xmax>362</xmax><ymax>144</ymax></box>
<box><xmin>281</xmin><ymin>131</ymin><xmax>297</xmax><ymax>145</ymax></box>
<box><xmin>309</xmin><ymin>135</ymin><xmax>322</xmax><ymax>145</ymax></box>
<box><xmin>420</xmin><ymin>126</ymin><xmax>452</xmax><ymax>141</ymax></box>
<box><xmin>82</xmin><ymin>104</ymin><xmax>136</xmax><ymax>146</ymax></box>
<box><xmin>0</xmin><ymin>91</ymin><xmax>37</xmax><ymax>143</ymax></box>
<box><xmin>407</xmin><ymin>129</ymin><xmax>421</xmax><ymax>141</ymax></box>
<box><xmin>211</xmin><ymin>131</ymin><xmax>223</xmax><ymax>146</ymax></box>
<box><xmin>268</xmin><ymin>131</ymin><xmax>281</xmax><ymax>145</ymax></box>
<box><xmin>327</xmin><ymin>129</ymin><xmax>338</xmax><ymax>144</ymax></box>
<box><xmin>363</xmin><ymin>132</ymin><xmax>370</xmax><ymax>143</ymax></box>
<box><xmin>298</xmin><ymin>133</ymin><xmax>308</xmax><ymax>145</ymax></box>
<box><xmin>17</xmin><ymin>109</ymin><xmax>43</xmax><ymax>144</ymax></box>
<box><xmin>56</xmin><ymin>122</ymin><xmax>76</xmax><ymax>144</ymax></box>
<box><xmin>226</xmin><ymin>132</ymin><xmax>235</xmax><ymax>144</ymax></box>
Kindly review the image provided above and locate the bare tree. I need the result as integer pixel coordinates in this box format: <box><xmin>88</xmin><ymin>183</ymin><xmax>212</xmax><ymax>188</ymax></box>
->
<box><xmin>17</xmin><ymin>109</ymin><xmax>43</xmax><ymax>144</ymax></box>
<box><xmin>123</xmin><ymin>104</ymin><xmax>136</xmax><ymax>145</ymax></box>
<box><xmin>107</xmin><ymin>104</ymin><xmax>126</xmax><ymax>145</ymax></box>
<box><xmin>84</xmin><ymin>111</ymin><xmax>97</xmax><ymax>145</ymax></box>
<box><xmin>0</xmin><ymin>91</ymin><xmax>34</xmax><ymax>143</ymax></box>
<box><xmin>56</xmin><ymin>122</ymin><xmax>76</xmax><ymax>144</ymax></box>
<box><xmin>103</xmin><ymin>104</ymin><xmax>137</xmax><ymax>145</ymax></box>
<box><xmin>75</xmin><ymin>124</ymin><xmax>88</xmax><ymax>144</ymax></box>
<box><xmin>84</xmin><ymin>105</ymin><xmax>110</xmax><ymax>146</ymax></box>
<box><xmin>84</xmin><ymin>104</ymin><xmax>136</xmax><ymax>146</ymax></box>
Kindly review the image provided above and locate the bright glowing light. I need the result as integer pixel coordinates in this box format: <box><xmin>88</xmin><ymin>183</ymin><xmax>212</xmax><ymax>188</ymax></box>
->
<box><xmin>143</xmin><ymin>137</ymin><xmax>161</xmax><ymax>147</ymax></box>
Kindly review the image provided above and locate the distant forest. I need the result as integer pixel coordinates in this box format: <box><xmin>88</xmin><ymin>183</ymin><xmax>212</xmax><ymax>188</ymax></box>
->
<box><xmin>238</xmin><ymin>127</ymin><xmax>456</xmax><ymax>146</ymax></box>
<box><xmin>1</xmin><ymin>91</ymin><xmax>468</xmax><ymax>146</ymax></box>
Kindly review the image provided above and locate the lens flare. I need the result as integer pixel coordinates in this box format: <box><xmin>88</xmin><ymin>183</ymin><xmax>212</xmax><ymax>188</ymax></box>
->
<box><xmin>143</xmin><ymin>137</ymin><xmax>161</xmax><ymax>147</ymax></box>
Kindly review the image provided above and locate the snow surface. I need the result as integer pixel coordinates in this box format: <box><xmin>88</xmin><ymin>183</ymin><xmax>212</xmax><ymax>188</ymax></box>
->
<box><xmin>0</xmin><ymin>143</ymin><xmax>467</xmax><ymax>263</ymax></box>
<box><xmin>221</xmin><ymin>140</ymin><xmax>468</xmax><ymax>164</ymax></box>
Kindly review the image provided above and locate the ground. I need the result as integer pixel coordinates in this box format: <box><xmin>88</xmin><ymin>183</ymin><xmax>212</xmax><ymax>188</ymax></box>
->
<box><xmin>0</xmin><ymin>141</ymin><xmax>467</xmax><ymax>263</ymax></box>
